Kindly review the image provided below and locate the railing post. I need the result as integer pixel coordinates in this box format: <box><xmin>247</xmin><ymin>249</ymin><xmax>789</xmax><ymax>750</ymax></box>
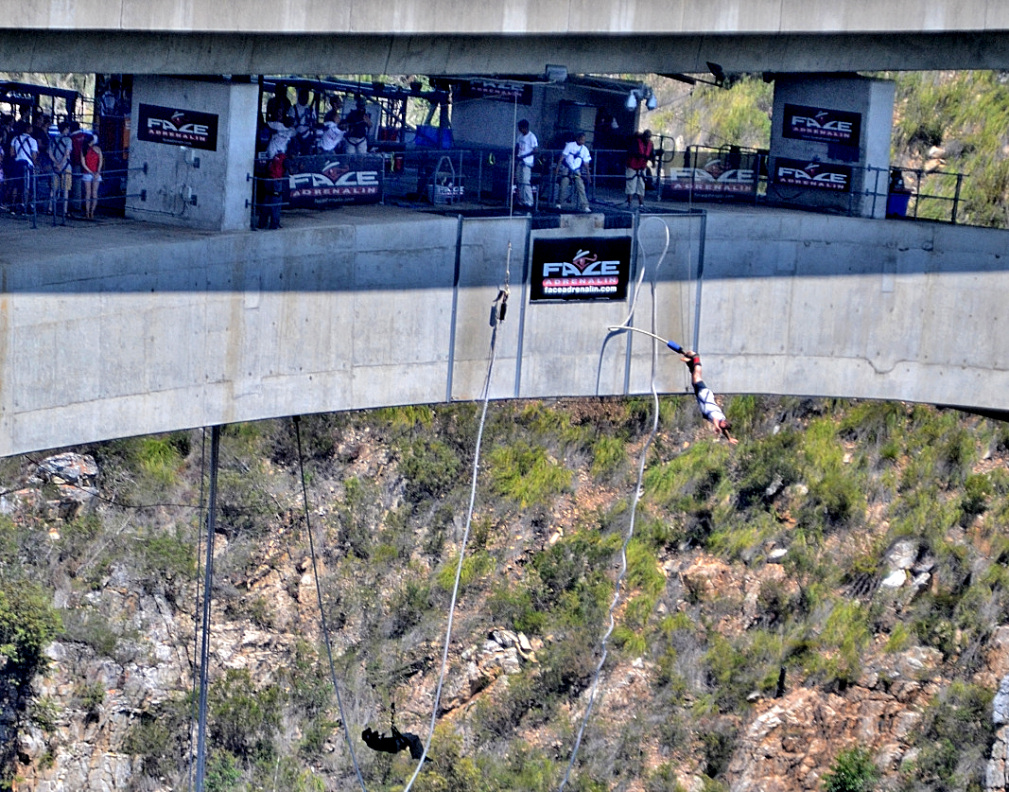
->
<box><xmin>952</xmin><ymin>173</ymin><xmax>963</xmax><ymax>224</ymax></box>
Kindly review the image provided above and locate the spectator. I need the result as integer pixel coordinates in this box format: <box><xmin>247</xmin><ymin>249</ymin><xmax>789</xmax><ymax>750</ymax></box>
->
<box><xmin>318</xmin><ymin>119</ymin><xmax>346</xmax><ymax>154</ymax></box>
<box><xmin>0</xmin><ymin>114</ymin><xmax>15</xmax><ymax>208</ymax></box>
<box><xmin>9</xmin><ymin>121</ymin><xmax>38</xmax><ymax>214</ymax></box>
<box><xmin>31</xmin><ymin>110</ymin><xmax>52</xmax><ymax>211</ymax></box>
<box><xmin>257</xmin><ymin>148</ymin><xmax>288</xmax><ymax>230</ymax></box>
<box><xmin>266</xmin><ymin>115</ymin><xmax>295</xmax><ymax>159</ymax></box>
<box><xmin>69</xmin><ymin>122</ymin><xmax>90</xmax><ymax>214</ymax></box>
<box><xmin>98</xmin><ymin>77</ymin><xmax>124</xmax><ymax>117</ymax></box>
<box><xmin>80</xmin><ymin>135</ymin><xmax>103</xmax><ymax>220</ymax></box>
<box><xmin>49</xmin><ymin>120</ymin><xmax>73</xmax><ymax>217</ymax></box>
<box><xmin>555</xmin><ymin>131</ymin><xmax>592</xmax><ymax>213</ymax></box>
<box><xmin>323</xmin><ymin>94</ymin><xmax>343</xmax><ymax>124</ymax></box>
<box><xmin>625</xmin><ymin>129</ymin><xmax>655</xmax><ymax>209</ymax></box>
<box><xmin>288</xmin><ymin>87</ymin><xmax>317</xmax><ymax>155</ymax></box>
<box><xmin>343</xmin><ymin>96</ymin><xmax>372</xmax><ymax>155</ymax></box>
<box><xmin>265</xmin><ymin>83</ymin><xmax>291</xmax><ymax>124</ymax></box>
<box><xmin>514</xmin><ymin>119</ymin><xmax>538</xmax><ymax>210</ymax></box>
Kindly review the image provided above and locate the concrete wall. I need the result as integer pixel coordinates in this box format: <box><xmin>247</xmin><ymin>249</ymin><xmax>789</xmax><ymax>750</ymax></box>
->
<box><xmin>4</xmin><ymin>2</ymin><xmax>1009</xmax><ymax>75</ymax></box>
<box><xmin>2</xmin><ymin>205</ymin><xmax>1009</xmax><ymax>456</ymax></box>
<box><xmin>126</xmin><ymin>77</ymin><xmax>259</xmax><ymax>232</ymax></box>
<box><xmin>9</xmin><ymin>1</ymin><xmax>1009</xmax><ymax>35</ymax></box>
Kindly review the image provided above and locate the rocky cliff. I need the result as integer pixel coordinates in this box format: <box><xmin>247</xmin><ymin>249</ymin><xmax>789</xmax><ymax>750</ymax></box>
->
<box><xmin>2</xmin><ymin>397</ymin><xmax>1008</xmax><ymax>792</ymax></box>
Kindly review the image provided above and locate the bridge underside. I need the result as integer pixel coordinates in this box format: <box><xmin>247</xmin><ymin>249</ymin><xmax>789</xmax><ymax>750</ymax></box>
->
<box><xmin>4</xmin><ymin>31</ymin><xmax>1009</xmax><ymax>76</ymax></box>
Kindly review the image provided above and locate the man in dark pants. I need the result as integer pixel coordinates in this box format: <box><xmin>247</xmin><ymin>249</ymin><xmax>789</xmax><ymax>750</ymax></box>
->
<box><xmin>681</xmin><ymin>350</ymin><xmax>738</xmax><ymax>444</ymax></box>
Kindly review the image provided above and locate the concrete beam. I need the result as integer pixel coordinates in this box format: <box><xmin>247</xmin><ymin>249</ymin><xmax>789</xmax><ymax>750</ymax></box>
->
<box><xmin>4</xmin><ymin>31</ymin><xmax>1009</xmax><ymax>77</ymax></box>
<box><xmin>8</xmin><ymin>0</ymin><xmax>1009</xmax><ymax>35</ymax></box>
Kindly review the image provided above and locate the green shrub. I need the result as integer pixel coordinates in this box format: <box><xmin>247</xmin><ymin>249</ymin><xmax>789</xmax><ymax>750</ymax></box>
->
<box><xmin>823</xmin><ymin>746</ymin><xmax>879</xmax><ymax>792</ymax></box>
<box><xmin>488</xmin><ymin>441</ymin><xmax>571</xmax><ymax>507</ymax></box>
<box><xmin>209</xmin><ymin>669</ymin><xmax>281</xmax><ymax>764</ymax></box>
<box><xmin>123</xmin><ymin>696</ymin><xmax>192</xmax><ymax>781</ymax></box>
<box><xmin>0</xmin><ymin>578</ymin><xmax>61</xmax><ymax>679</ymax></box>
<box><xmin>591</xmin><ymin>434</ymin><xmax>627</xmax><ymax>478</ymax></box>
<box><xmin>961</xmin><ymin>472</ymin><xmax>993</xmax><ymax>520</ymax></box>
<box><xmin>906</xmin><ymin>681</ymin><xmax>995</xmax><ymax>792</ymax></box>
<box><xmin>436</xmin><ymin>550</ymin><xmax>494</xmax><ymax>592</ymax></box>
<box><xmin>735</xmin><ymin>430</ymin><xmax>802</xmax><ymax>509</ymax></box>
<box><xmin>400</xmin><ymin>437</ymin><xmax>462</xmax><ymax>502</ymax></box>
<box><xmin>487</xmin><ymin>583</ymin><xmax>547</xmax><ymax>634</ymax></box>
<box><xmin>134</xmin><ymin>529</ymin><xmax>197</xmax><ymax>590</ymax></box>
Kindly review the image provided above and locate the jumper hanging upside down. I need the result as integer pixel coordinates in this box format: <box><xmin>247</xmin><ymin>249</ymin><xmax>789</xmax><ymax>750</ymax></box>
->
<box><xmin>681</xmin><ymin>350</ymin><xmax>738</xmax><ymax>444</ymax></box>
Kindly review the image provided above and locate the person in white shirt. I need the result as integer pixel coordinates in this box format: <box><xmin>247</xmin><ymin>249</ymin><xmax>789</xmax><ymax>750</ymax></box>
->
<box><xmin>9</xmin><ymin>120</ymin><xmax>38</xmax><ymax>213</ymax></box>
<box><xmin>514</xmin><ymin>119</ymin><xmax>538</xmax><ymax>209</ymax></box>
<box><xmin>555</xmin><ymin>132</ymin><xmax>592</xmax><ymax>212</ymax></box>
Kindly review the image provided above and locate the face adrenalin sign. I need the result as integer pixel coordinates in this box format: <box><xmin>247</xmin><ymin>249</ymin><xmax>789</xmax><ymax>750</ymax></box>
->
<box><xmin>138</xmin><ymin>103</ymin><xmax>219</xmax><ymax>150</ymax></box>
<box><xmin>774</xmin><ymin>158</ymin><xmax>853</xmax><ymax>192</ymax></box>
<box><xmin>782</xmin><ymin>103</ymin><xmax>862</xmax><ymax>145</ymax></box>
<box><xmin>531</xmin><ymin>237</ymin><xmax>631</xmax><ymax>302</ymax></box>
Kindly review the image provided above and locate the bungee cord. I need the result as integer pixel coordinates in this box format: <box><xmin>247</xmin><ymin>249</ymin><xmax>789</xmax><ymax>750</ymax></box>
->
<box><xmin>293</xmin><ymin>415</ymin><xmax>369</xmax><ymax>792</ymax></box>
<box><xmin>561</xmin><ymin>217</ymin><xmax>674</xmax><ymax>790</ymax></box>
<box><xmin>186</xmin><ymin>428</ymin><xmax>208</xmax><ymax>792</ymax></box>
<box><xmin>402</xmin><ymin>242</ymin><xmax>512</xmax><ymax>792</ymax></box>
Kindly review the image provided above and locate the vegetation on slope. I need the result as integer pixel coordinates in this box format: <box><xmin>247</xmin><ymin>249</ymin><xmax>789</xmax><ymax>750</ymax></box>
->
<box><xmin>1</xmin><ymin>394</ymin><xmax>1008</xmax><ymax>791</ymax></box>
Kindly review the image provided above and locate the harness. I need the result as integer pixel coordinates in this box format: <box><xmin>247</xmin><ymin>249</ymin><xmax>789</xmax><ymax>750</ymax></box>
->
<box><xmin>14</xmin><ymin>134</ymin><xmax>34</xmax><ymax>166</ymax></box>
<box><xmin>693</xmin><ymin>381</ymin><xmax>726</xmax><ymax>424</ymax></box>
<box><xmin>51</xmin><ymin>136</ymin><xmax>72</xmax><ymax>172</ymax></box>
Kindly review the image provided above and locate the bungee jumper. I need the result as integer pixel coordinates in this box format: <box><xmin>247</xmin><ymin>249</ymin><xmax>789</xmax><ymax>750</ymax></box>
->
<box><xmin>361</xmin><ymin>725</ymin><xmax>424</xmax><ymax>760</ymax></box>
<box><xmin>361</xmin><ymin>702</ymin><xmax>426</xmax><ymax>761</ymax></box>
<box><xmin>606</xmin><ymin>325</ymin><xmax>737</xmax><ymax>444</ymax></box>
<box><xmin>680</xmin><ymin>349</ymin><xmax>737</xmax><ymax>444</ymax></box>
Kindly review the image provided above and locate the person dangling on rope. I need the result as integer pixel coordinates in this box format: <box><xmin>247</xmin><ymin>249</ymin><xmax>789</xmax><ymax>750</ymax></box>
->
<box><xmin>361</xmin><ymin>726</ymin><xmax>425</xmax><ymax>760</ymax></box>
<box><xmin>361</xmin><ymin>703</ymin><xmax>426</xmax><ymax>761</ymax></box>
<box><xmin>681</xmin><ymin>350</ymin><xmax>738</xmax><ymax>444</ymax></box>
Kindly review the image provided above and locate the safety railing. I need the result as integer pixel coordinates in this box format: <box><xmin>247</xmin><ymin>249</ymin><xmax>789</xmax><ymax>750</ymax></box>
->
<box><xmin>656</xmin><ymin>144</ymin><xmax>767</xmax><ymax>205</ymax></box>
<box><xmin>864</xmin><ymin>164</ymin><xmax>966</xmax><ymax>224</ymax></box>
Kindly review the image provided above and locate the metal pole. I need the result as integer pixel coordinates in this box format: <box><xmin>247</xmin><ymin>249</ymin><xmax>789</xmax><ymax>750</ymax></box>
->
<box><xmin>194</xmin><ymin>425</ymin><xmax>221</xmax><ymax>792</ymax></box>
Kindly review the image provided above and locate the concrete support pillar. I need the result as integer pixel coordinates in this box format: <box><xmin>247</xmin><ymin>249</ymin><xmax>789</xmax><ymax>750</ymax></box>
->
<box><xmin>125</xmin><ymin>76</ymin><xmax>259</xmax><ymax>232</ymax></box>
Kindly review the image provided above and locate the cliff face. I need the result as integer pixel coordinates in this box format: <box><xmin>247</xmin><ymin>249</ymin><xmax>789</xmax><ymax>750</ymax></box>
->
<box><xmin>2</xmin><ymin>398</ymin><xmax>1008</xmax><ymax>792</ymax></box>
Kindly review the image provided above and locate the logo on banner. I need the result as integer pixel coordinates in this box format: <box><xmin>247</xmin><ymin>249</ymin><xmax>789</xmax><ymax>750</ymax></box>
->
<box><xmin>531</xmin><ymin>237</ymin><xmax>631</xmax><ymax>302</ymax></box>
<box><xmin>138</xmin><ymin>103</ymin><xmax>218</xmax><ymax>150</ymax></box>
<box><xmin>783</xmin><ymin>103</ymin><xmax>861</xmax><ymax>144</ymax></box>
<box><xmin>665</xmin><ymin>166</ymin><xmax>757</xmax><ymax>195</ymax></box>
<box><xmin>774</xmin><ymin>158</ymin><xmax>853</xmax><ymax>192</ymax></box>
<box><xmin>283</xmin><ymin>155</ymin><xmax>384</xmax><ymax>207</ymax></box>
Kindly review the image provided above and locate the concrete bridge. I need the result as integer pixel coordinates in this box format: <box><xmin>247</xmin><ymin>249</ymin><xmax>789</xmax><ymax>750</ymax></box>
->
<box><xmin>3</xmin><ymin>203</ymin><xmax>1007</xmax><ymax>457</ymax></box>
<box><xmin>3</xmin><ymin>1</ymin><xmax>1009</xmax><ymax>456</ymax></box>
<box><xmin>6</xmin><ymin>1</ymin><xmax>1009</xmax><ymax>75</ymax></box>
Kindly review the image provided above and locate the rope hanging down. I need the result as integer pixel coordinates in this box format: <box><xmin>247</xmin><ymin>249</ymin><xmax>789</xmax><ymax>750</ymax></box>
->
<box><xmin>294</xmin><ymin>416</ymin><xmax>368</xmax><ymax>792</ymax></box>
<box><xmin>560</xmin><ymin>219</ymin><xmax>670</xmax><ymax>791</ymax></box>
<box><xmin>402</xmin><ymin>241</ymin><xmax>513</xmax><ymax>792</ymax></box>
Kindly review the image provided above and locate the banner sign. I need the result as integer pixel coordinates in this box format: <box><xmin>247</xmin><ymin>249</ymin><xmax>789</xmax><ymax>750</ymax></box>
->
<box><xmin>663</xmin><ymin>165</ymin><xmax>757</xmax><ymax>197</ymax></box>
<box><xmin>774</xmin><ymin>158</ymin><xmax>853</xmax><ymax>192</ymax></box>
<box><xmin>531</xmin><ymin>237</ymin><xmax>631</xmax><ymax>302</ymax></box>
<box><xmin>137</xmin><ymin>103</ymin><xmax>218</xmax><ymax>150</ymax></box>
<box><xmin>782</xmin><ymin>103</ymin><xmax>861</xmax><ymax>144</ymax></box>
<box><xmin>285</xmin><ymin>154</ymin><xmax>384</xmax><ymax>207</ymax></box>
<box><xmin>457</xmin><ymin>79</ymin><xmax>532</xmax><ymax>104</ymax></box>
